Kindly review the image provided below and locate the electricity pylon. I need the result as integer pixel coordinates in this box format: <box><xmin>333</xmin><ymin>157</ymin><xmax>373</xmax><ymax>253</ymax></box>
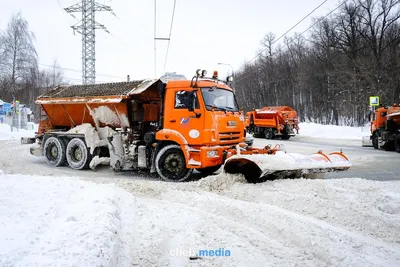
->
<box><xmin>65</xmin><ymin>0</ymin><xmax>115</xmax><ymax>84</ymax></box>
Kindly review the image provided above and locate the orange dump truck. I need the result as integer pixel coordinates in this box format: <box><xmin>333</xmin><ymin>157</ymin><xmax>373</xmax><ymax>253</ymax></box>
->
<box><xmin>370</xmin><ymin>104</ymin><xmax>400</xmax><ymax>152</ymax></box>
<box><xmin>23</xmin><ymin>70</ymin><xmax>350</xmax><ymax>182</ymax></box>
<box><xmin>246</xmin><ymin>106</ymin><xmax>299</xmax><ymax>139</ymax></box>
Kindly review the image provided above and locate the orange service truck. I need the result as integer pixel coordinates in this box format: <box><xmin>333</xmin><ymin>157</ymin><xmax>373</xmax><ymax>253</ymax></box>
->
<box><xmin>370</xmin><ymin>104</ymin><xmax>400</xmax><ymax>152</ymax></box>
<box><xmin>23</xmin><ymin>70</ymin><xmax>351</xmax><ymax>183</ymax></box>
<box><xmin>246</xmin><ymin>106</ymin><xmax>299</xmax><ymax>139</ymax></box>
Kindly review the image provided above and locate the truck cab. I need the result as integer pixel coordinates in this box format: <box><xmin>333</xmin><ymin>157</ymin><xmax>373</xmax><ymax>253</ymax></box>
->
<box><xmin>154</xmin><ymin>70</ymin><xmax>246</xmax><ymax>181</ymax></box>
<box><xmin>27</xmin><ymin>70</ymin><xmax>250</xmax><ymax>182</ymax></box>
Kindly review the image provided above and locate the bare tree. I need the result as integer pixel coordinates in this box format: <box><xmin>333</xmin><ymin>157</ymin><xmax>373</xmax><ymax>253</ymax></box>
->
<box><xmin>0</xmin><ymin>13</ymin><xmax>38</xmax><ymax>92</ymax></box>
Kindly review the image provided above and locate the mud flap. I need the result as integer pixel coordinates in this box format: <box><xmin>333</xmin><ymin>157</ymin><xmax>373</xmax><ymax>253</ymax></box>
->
<box><xmin>21</xmin><ymin>137</ymin><xmax>36</xmax><ymax>145</ymax></box>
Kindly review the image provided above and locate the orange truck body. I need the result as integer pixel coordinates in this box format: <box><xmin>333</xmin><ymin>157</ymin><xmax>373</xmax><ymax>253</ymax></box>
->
<box><xmin>28</xmin><ymin>75</ymin><xmax>256</xmax><ymax>181</ymax></box>
<box><xmin>370</xmin><ymin>104</ymin><xmax>400</xmax><ymax>152</ymax></box>
<box><xmin>245</xmin><ymin>106</ymin><xmax>299</xmax><ymax>139</ymax></box>
<box><xmin>25</xmin><ymin>72</ymin><xmax>351</xmax><ymax>183</ymax></box>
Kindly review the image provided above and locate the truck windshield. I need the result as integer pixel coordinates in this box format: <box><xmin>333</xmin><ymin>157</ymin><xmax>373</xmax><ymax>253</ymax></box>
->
<box><xmin>201</xmin><ymin>87</ymin><xmax>239</xmax><ymax>112</ymax></box>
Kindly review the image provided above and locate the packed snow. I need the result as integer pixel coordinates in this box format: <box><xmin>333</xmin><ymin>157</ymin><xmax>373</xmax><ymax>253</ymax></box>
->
<box><xmin>298</xmin><ymin>122</ymin><xmax>369</xmax><ymax>140</ymax></box>
<box><xmin>0</xmin><ymin>121</ymin><xmax>399</xmax><ymax>266</ymax></box>
<box><xmin>68</xmin><ymin>123</ymin><xmax>101</xmax><ymax>154</ymax></box>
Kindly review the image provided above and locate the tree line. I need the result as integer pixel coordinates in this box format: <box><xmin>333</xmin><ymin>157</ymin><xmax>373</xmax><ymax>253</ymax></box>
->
<box><xmin>235</xmin><ymin>0</ymin><xmax>400</xmax><ymax>126</ymax></box>
<box><xmin>0</xmin><ymin>13</ymin><xmax>63</xmax><ymax>115</ymax></box>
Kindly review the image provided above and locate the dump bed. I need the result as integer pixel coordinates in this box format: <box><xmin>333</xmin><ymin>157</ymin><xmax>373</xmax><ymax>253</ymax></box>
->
<box><xmin>247</xmin><ymin>106</ymin><xmax>298</xmax><ymax>128</ymax></box>
<box><xmin>36</xmin><ymin>79</ymin><xmax>161</xmax><ymax>131</ymax></box>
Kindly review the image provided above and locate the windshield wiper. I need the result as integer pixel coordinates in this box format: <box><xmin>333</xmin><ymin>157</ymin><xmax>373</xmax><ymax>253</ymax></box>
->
<box><xmin>221</xmin><ymin>106</ymin><xmax>238</xmax><ymax>113</ymax></box>
<box><xmin>206</xmin><ymin>104</ymin><xmax>226</xmax><ymax>111</ymax></box>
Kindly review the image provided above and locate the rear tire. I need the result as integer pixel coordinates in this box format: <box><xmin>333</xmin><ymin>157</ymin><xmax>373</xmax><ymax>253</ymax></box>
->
<box><xmin>66</xmin><ymin>138</ymin><xmax>91</xmax><ymax>170</ymax></box>
<box><xmin>44</xmin><ymin>136</ymin><xmax>67</xmax><ymax>167</ymax></box>
<box><xmin>155</xmin><ymin>144</ymin><xmax>193</xmax><ymax>182</ymax></box>
<box><xmin>265</xmin><ymin>129</ymin><xmax>274</xmax><ymax>139</ymax></box>
<box><xmin>196</xmin><ymin>165</ymin><xmax>222</xmax><ymax>176</ymax></box>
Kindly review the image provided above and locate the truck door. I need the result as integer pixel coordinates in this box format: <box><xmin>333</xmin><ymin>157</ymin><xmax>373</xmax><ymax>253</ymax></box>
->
<box><xmin>164</xmin><ymin>89</ymin><xmax>204</xmax><ymax>145</ymax></box>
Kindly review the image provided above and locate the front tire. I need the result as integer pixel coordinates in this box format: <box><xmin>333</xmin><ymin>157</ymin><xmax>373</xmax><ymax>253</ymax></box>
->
<box><xmin>395</xmin><ymin>134</ymin><xmax>400</xmax><ymax>153</ymax></box>
<box><xmin>372</xmin><ymin>133</ymin><xmax>379</xmax><ymax>149</ymax></box>
<box><xmin>44</xmin><ymin>136</ymin><xmax>67</xmax><ymax>167</ymax></box>
<box><xmin>155</xmin><ymin>144</ymin><xmax>193</xmax><ymax>182</ymax></box>
<box><xmin>66</xmin><ymin>138</ymin><xmax>91</xmax><ymax>170</ymax></box>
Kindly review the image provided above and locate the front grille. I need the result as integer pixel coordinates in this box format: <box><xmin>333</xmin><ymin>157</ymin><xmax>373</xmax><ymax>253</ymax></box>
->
<box><xmin>219</xmin><ymin>131</ymin><xmax>241</xmax><ymax>143</ymax></box>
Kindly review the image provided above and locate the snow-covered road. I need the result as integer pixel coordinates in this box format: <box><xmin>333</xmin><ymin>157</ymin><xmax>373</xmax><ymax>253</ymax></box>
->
<box><xmin>1</xmin><ymin>173</ymin><xmax>400</xmax><ymax>267</ymax></box>
<box><xmin>1</xmin><ymin>123</ymin><xmax>400</xmax><ymax>266</ymax></box>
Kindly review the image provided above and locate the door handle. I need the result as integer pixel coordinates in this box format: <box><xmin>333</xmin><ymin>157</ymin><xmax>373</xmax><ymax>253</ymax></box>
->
<box><xmin>170</xmin><ymin>119</ymin><xmax>176</xmax><ymax>123</ymax></box>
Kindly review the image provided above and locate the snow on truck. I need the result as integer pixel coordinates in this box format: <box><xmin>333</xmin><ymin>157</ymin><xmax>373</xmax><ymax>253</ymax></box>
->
<box><xmin>370</xmin><ymin>104</ymin><xmax>400</xmax><ymax>152</ymax></box>
<box><xmin>246</xmin><ymin>106</ymin><xmax>299</xmax><ymax>140</ymax></box>
<box><xmin>22</xmin><ymin>70</ymin><xmax>351</xmax><ymax>183</ymax></box>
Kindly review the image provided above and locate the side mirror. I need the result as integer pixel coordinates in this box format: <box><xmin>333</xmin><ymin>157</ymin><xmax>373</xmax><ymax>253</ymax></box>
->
<box><xmin>187</xmin><ymin>91</ymin><xmax>196</xmax><ymax>112</ymax></box>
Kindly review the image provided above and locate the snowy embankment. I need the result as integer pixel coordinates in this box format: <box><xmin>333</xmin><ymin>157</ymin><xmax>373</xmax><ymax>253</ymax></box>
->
<box><xmin>0</xmin><ymin>174</ymin><xmax>139</xmax><ymax>267</ymax></box>
<box><xmin>0</xmin><ymin>123</ymin><xmax>37</xmax><ymax>141</ymax></box>
<box><xmin>298</xmin><ymin>122</ymin><xmax>369</xmax><ymax>140</ymax></box>
<box><xmin>1</xmin><ymin>172</ymin><xmax>400</xmax><ymax>267</ymax></box>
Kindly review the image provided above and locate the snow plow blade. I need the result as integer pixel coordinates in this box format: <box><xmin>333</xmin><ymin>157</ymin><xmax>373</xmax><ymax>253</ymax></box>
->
<box><xmin>224</xmin><ymin>147</ymin><xmax>351</xmax><ymax>183</ymax></box>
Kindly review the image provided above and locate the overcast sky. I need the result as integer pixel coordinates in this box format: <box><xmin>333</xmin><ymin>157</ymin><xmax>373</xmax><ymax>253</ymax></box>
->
<box><xmin>1</xmin><ymin>0</ymin><xmax>341</xmax><ymax>84</ymax></box>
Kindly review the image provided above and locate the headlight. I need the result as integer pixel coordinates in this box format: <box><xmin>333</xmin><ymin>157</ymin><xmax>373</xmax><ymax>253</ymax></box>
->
<box><xmin>206</xmin><ymin>150</ymin><xmax>218</xmax><ymax>158</ymax></box>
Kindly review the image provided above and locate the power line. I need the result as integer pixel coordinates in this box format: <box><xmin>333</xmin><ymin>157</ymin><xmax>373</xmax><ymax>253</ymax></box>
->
<box><xmin>246</xmin><ymin>0</ymin><xmax>329</xmax><ymax>66</ymax></box>
<box><xmin>235</xmin><ymin>0</ymin><xmax>348</xmax><ymax>84</ymax></box>
<box><xmin>38</xmin><ymin>63</ymin><xmax>125</xmax><ymax>79</ymax></box>
<box><xmin>154</xmin><ymin>0</ymin><xmax>157</xmax><ymax>77</ymax></box>
<box><xmin>56</xmin><ymin>0</ymin><xmax>79</xmax><ymax>22</ymax></box>
<box><xmin>297</xmin><ymin>0</ymin><xmax>348</xmax><ymax>39</ymax></box>
<box><xmin>163</xmin><ymin>0</ymin><xmax>177</xmax><ymax>72</ymax></box>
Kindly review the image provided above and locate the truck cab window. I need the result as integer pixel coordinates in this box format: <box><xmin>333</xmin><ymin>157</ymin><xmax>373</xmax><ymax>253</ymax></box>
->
<box><xmin>201</xmin><ymin>87</ymin><xmax>239</xmax><ymax>112</ymax></box>
<box><xmin>174</xmin><ymin>91</ymin><xmax>199</xmax><ymax>109</ymax></box>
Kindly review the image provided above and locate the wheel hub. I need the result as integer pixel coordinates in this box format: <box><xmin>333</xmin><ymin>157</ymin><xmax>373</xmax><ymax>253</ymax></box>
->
<box><xmin>73</xmin><ymin>147</ymin><xmax>83</xmax><ymax>161</ymax></box>
<box><xmin>50</xmin><ymin>145</ymin><xmax>58</xmax><ymax>158</ymax></box>
<box><xmin>164</xmin><ymin>154</ymin><xmax>184</xmax><ymax>173</ymax></box>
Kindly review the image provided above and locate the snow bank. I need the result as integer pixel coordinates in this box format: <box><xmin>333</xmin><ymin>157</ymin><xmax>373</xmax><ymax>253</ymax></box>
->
<box><xmin>1</xmin><ymin>172</ymin><xmax>400</xmax><ymax>267</ymax></box>
<box><xmin>110</xmin><ymin>175</ymin><xmax>400</xmax><ymax>267</ymax></box>
<box><xmin>0</xmin><ymin>123</ymin><xmax>37</xmax><ymax>141</ymax></box>
<box><xmin>299</xmin><ymin>122</ymin><xmax>369</xmax><ymax>140</ymax></box>
<box><xmin>0</xmin><ymin>174</ymin><xmax>136</xmax><ymax>267</ymax></box>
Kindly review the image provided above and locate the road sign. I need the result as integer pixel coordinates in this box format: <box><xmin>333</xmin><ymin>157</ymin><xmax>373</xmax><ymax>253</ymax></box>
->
<box><xmin>369</xmin><ymin>96</ymin><xmax>380</xmax><ymax>106</ymax></box>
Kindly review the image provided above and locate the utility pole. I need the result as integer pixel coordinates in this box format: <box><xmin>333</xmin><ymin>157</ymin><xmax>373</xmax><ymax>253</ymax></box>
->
<box><xmin>65</xmin><ymin>0</ymin><xmax>115</xmax><ymax>85</ymax></box>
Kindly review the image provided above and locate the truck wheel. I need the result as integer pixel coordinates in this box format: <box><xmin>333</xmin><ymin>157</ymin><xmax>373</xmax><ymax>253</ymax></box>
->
<box><xmin>395</xmin><ymin>134</ymin><xmax>400</xmax><ymax>153</ymax></box>
<box><xmin>155</xmin><ymin>144</ymin><xmax>193</xmax><ymax>182</ymax></box>
<box><xmin>265</xmin><ymin>129</ymin><xmax>274</xmax><ymax>139</ymax></box>
<box><xmin>196</xmin><ymin>165</ymin><xmax>222</xmax><ymax>176</ymax></box>
<box><xmin>66</xmin><ymin>138</ymin><xmax>91</xmax><ymax>170</ymax></box>
<box><xmin>372</xmin><ymin>133</ymin><xmax>379</xmax><ymax>149</ymax></box>
<box><xmin>44</xmin><ymin>136</ymin><xmax>67</xmax><ymax>167</ymax></box>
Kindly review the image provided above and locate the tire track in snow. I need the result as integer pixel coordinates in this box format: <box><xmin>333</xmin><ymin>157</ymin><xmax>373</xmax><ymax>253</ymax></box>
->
<box><xmin>158</xmin><ymin>189</ymin><xmax>400</xmax><ymax>267</ymax></box>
